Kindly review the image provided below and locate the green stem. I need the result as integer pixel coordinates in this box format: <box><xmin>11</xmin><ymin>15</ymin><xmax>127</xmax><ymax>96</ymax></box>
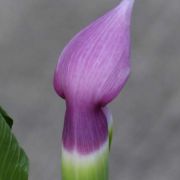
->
<box><xmin>61</xmin><ymin>142</ymin><xmax>109</xmax><ymax>180</ymax></box>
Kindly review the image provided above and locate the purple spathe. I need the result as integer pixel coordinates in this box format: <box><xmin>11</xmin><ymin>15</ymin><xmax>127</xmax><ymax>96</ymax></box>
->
<box><xmin>54</xmin><ymin>0</ymin><xmax>134</xmax><ymax>154</ymax></box>
<box><xmin>63</xmin><ymin>102</ymin><xmax>108</xmax><ymax>154</ymax></box>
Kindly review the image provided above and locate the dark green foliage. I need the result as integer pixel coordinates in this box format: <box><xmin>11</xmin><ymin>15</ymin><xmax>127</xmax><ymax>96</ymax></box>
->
<box><xmin>0</xmin><ymin>106</ymin><xmax>29</xmax><ymax>180</ymax></box>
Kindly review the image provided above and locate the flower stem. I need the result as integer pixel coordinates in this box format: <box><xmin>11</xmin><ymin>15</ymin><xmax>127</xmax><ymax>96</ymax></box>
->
<box><xmin>61</xmin><ymin>141</ymin><xmax>109</xmax><ymax>180</ymax></box>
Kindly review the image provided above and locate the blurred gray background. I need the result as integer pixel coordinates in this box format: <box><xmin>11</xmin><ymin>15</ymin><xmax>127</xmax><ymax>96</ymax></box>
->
<box><xmin>0</xmin><ymin>0</ymin><xmax>180</xmax><ymax>179</ymax></box>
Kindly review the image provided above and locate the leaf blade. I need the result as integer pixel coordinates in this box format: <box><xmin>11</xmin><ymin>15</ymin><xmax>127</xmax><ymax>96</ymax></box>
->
<box><xmin>0</xmin><ymin>109</ymin><xmax>29</xmax><ymax>180</ymax></box>
<box><xmin>0</xmin><ymin>106</ymin><xmax>13</xmax><ymax>128</ymax></box>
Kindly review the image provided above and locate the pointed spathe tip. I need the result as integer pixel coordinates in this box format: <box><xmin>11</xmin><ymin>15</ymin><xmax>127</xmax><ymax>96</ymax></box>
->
<box><xmin>114</xmin><ymin>0</ymin><xmax>135</xmax><ymax>22</ymax></box>
<box><xmin>117</xmin><ymin>0</ymin><xmax>135</xmax><ymax>13</ymax></box>
<box><xmin>119</xmin><ymin>0</ymin><xmax>135</xmax><ymax>7</ymax></box>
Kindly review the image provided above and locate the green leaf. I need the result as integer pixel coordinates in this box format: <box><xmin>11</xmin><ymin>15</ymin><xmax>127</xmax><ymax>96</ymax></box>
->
<box><xmin>0</xmin><ymin>106</ymin><xmax>13</xmax><ymax>128</ymax></box>
<box><xmin>0</xmin><ymin>107</ymin><xmax>29</xmax><ymax>180</ymax></box>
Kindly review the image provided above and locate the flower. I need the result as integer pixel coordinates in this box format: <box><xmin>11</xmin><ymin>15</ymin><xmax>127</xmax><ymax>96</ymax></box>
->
<box><xmin>54</xmin><ymin>0</ymin><xmax>135</xmax><ymax>179</ymax></box>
